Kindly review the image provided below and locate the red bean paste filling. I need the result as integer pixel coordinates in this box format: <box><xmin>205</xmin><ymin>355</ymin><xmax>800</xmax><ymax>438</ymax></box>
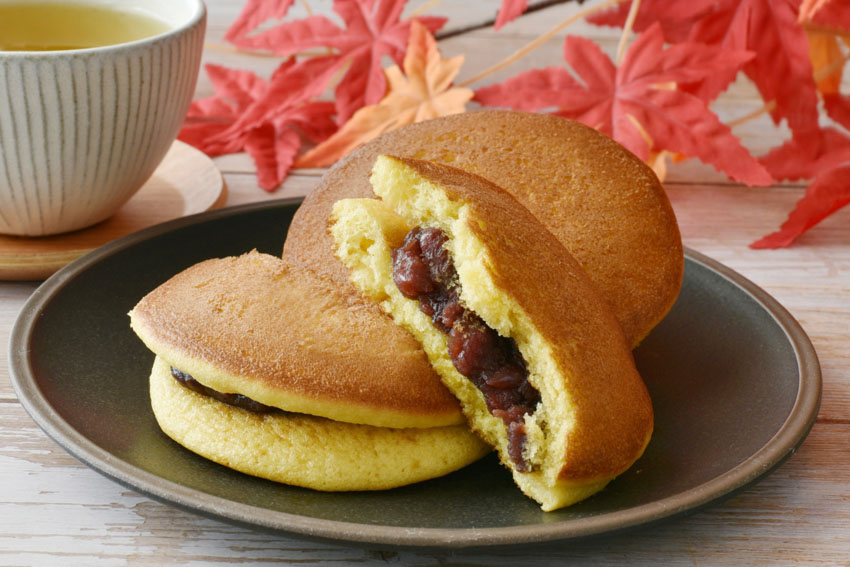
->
<box><xmin>392</xmin><ymin>227</ymin><xmax>541</xmax><ymax>472</ymax></box>
<box><xmin>170</xmin><ymin>366</ymin><xmax>277</xmax><ymax>414</ymax></box>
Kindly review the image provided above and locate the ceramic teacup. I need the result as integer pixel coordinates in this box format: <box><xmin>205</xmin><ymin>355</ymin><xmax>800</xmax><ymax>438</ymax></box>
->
<box><xmin>0</xmin><ymin>0</ymin><xmax>206</xmax><ymax>236</ymax></box>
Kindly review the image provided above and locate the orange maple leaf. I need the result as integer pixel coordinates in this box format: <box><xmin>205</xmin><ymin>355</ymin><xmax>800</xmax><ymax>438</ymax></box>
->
<box><xmin>295</xmin><ymin>21</ymin><xmax>473</xmax><ymax>168</ymax></box>
<box><xmin>807</xmin><ymin>31</ymin><xmax>844</xmax><ymax>95</ymax></box>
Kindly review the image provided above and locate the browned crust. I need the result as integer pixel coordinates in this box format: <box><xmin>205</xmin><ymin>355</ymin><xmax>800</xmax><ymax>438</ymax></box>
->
<box><xmin>386</xmin><ymin>156</ymin><xmax>653</xmax><ymax>483</ymax></box>
<box><xmin>130</xmin><ymin>252</ymin><xmax>463</xmax><ymax>427</ymax></box>
<box><xmin>284</xmin><ymin>110</ymin><xmax>682</xmax><ymax>347</ymax></box>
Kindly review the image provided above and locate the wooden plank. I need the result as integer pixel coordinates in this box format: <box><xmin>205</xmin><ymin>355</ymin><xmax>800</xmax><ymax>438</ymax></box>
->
<box><xmin>0</xmin><ymin>282</ymin><xmax>38</xmax><ymax>400</ymax></box>
<box><xmin>0</xmin><ymin>403</ymin><xmax>846</xmax><ymax>565</ymax></box>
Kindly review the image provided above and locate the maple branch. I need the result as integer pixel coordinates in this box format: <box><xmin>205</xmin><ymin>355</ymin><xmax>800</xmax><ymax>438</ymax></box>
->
<box><xmin>435</xmin><ymin>0</ymin><xmax>584</xmax><ymax>41</ymax></box>
<box><xmin>458</xmin><ymin>0</ymin><xmax>626</xmax><ymax>88</ymax></box>
<box><xmin>616</xmin><ymin>0</ymin><xmax>641</xmax><ymax>63</ymax></box>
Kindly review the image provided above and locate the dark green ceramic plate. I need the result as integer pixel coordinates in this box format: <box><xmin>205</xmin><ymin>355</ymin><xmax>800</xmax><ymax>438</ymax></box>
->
<box><xmin>9</xmin><ymin>199</ymin><xmax>821</xmax><ymax>548</ymax></box>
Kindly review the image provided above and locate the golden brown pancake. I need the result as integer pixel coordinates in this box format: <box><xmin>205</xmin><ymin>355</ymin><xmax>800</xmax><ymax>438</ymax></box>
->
<box><xmin>331</xmin><ymin>156</ymin><xmax>653</xmax><ymax>510</ymax></box>
<box><xmin>286</xmin><ymin>110</ymin><xmax>683</xmax><ymax>347</ymax></box>
<box><xmin>149</xmin><ymin>356</ymin><xmax>490</xmax><ymax>491</ymax></box>
<box><xmin>132</xmin><ymin>251</ymin><xmax>490</xmax><ymax>490</ymax></box>
<box><xmin>130</xmin><ymin>251</ymin><xmax>463</xmax><ymax>428</ymax></box>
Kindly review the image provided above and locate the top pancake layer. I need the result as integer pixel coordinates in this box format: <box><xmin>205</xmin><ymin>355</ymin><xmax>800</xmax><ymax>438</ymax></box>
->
<box><xmin>284</xmin><ymin>110</ymin><xmax>683</xmax><ymax>346</ymax></box>
<box><xmin>129</xmin><ymin>251</ymin><xmax>463</xmax><ymax>428</ymax></box>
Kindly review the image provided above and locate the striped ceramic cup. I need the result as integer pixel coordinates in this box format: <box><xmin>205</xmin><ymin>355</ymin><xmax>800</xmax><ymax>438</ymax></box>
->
<box><xmin>0</xmin><ymin>0</ymin><xmax>205</xmax><ymax>236</ymax></box>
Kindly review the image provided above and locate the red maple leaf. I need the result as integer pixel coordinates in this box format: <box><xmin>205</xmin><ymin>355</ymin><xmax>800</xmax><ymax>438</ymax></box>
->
<box><xmin>589</xmin><ymin>0</ymin><xmax>820</xmax><ymax>135</ymax></box>
<box><xmin>760</xmin><ymin>127</ymin><xmax>850</xmax><ymax>181</ymax></box>
<box><xmin>178</xmin><ymin>58</ymin><xmax>339</xmax><ymax>191</ymax></box>
<box><xmin>692</xmin><ymin>0</ymin><xmax>818</xmax><ymax>133</ymax></box>
<box><xmin>226</xmin><ymin>0</ymin><xmax>446</xmax><ymax>122</ymax></box>
<box><xmin>474</xmin><ymin>23</ymin><xmax>773</xmax><ymax>186</ymax></box>
<box><xmin>224</xmin><ymin>0</ymin><xmax>295</xmax><ymax>41</ymax></box>
<box><xmin>750</xmin><ymin>165</ymin><xmax>850</xmax><ymax>248</ymax></box>
<box><xmin>587</xmin><ymin>0</ymin><xmax>716</xmax><ymax>43</ymax></box>
<box><xmin>243</xmin><ymin>123</ymin><xmax>302</xmax><ymax>191</ymax></box>
<box><xmin>179</xmin><ymin>65</ymin><xmax>269</xmax><ymax>155</ymax></box>
<box><xmin>495</xmin><ymin>0</ymin><xmax>529</xmax><ymax>30</ymax></box>
<box><xmin>753</xmin><ymin>127</ymin><xmax>850</xmax><ymax>247</ymax></box>
<box><xmin>824</xmin><ymin>94</ymin><xmax>850</xmax><ymax>130</ymax></box>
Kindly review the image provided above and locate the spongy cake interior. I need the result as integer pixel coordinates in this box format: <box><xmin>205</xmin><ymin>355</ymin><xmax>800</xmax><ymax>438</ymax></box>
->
<box><xmin>331</xmin><ymin>155</ymin><xmax>616</xmax><ymax>509</ymax></box>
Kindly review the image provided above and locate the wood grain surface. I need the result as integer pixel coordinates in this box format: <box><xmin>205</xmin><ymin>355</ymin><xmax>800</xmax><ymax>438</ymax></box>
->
<box><xmin>2</xmin><ymin>1</ymin><xmax>849</xmax><ymax>565</ymax></box>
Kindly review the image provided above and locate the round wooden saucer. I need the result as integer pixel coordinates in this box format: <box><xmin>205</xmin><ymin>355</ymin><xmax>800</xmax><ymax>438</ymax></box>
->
<box><xmin>0</xmin><ymin>141</ymin><xmax>227</xmax><ymax>281</ymax></box>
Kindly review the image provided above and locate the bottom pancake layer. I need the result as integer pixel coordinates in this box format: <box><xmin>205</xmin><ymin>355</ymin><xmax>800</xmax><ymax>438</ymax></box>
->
<box><xmin>149</xmin><ymin>356</ymin><xmax>490</xmax><ymax>491</ymax></box>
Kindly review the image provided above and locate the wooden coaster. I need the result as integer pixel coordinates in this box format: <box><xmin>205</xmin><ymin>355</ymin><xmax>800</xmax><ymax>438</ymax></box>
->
<box><xmin>0</xmin><ymin>141</ymin><xmax>227</xmax><ymax>281</ymax></box>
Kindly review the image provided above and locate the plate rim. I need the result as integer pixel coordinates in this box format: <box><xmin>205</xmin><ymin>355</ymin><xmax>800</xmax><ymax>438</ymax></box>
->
<box><xmin>8</xmin><ymin>200</ymin><xmax>822</xmax><ymax>548</ymax></box>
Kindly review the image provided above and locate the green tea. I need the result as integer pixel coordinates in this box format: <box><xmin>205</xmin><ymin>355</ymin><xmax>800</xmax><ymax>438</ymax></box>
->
<box><xmin>0</xmin><ymin>2</ymin><xmax>171</xmax><ymax>51</ymax></box>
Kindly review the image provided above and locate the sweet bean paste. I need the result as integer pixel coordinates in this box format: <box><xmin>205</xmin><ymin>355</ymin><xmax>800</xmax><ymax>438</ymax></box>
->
<box><xmin>391</xmin><ymin>227</ymin><xmax>541</xmax><ymax>472</ymax></box>
<box><xmin>170</xmin><ymin>367</ymin><xmax>277</xmax><ymax>413</ymax></box>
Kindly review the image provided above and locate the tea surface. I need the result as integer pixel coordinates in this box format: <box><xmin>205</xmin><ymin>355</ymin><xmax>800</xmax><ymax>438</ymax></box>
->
<box><xmin>0</xmin><ymin>2</ymin><xmax>171</xmax><ymax>51</ymax></box>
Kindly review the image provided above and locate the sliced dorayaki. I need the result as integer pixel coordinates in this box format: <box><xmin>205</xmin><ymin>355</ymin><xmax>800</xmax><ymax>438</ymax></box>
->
<box><xmin>330</xmin><ymin>155</ymin><xmax>653</xmax><ymax>510</ymax></box>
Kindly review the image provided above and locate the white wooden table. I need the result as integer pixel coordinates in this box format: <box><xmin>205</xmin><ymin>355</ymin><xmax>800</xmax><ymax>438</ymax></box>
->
<box><xmin>2</xmin><ymin>2</ymin><xmax>849</xmax><ymax>564</ymax></box>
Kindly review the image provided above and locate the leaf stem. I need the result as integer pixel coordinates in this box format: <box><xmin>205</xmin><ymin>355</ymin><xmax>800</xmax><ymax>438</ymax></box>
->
<box><xmin>616</xmin><ymin>0</ymin><xmax>641</xmax><ymax>63</ymax></box>
<box><xmin>798</xmin><ymin>0</ymin><xmax>829</xmax><ymax>22</ymax></box>
<box><xmin>203</xmin><ymin>42</ymin><xmax>336</xmax><ymax>59</ymax></box>
<box><xmin>300</xmin><ymin>0</ymin><xmax>314</xmax><ymax>17</ymax></box>
<box><xmin>814</xmin><ymin>49</ymin><xmax>850</xmax><ymax>82</ymax></box>
<box><xmin>204</xmin><ymin>42</ymin><xmax>281</xmax><ymax>57</ymax></box>
<box><xmin>410</xmin><ymin>0</ymin><xmax>445</xmax><ymax>18</ymax></box>
<box><xmin>458</xmin><ymin>0</ymin><xmax>627</xmax><ymax>88</ymax></box>
<box><xmin>726</xmin><ymin>101</ymin><xmax>777</xmax><ymax>129</ymax></box>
